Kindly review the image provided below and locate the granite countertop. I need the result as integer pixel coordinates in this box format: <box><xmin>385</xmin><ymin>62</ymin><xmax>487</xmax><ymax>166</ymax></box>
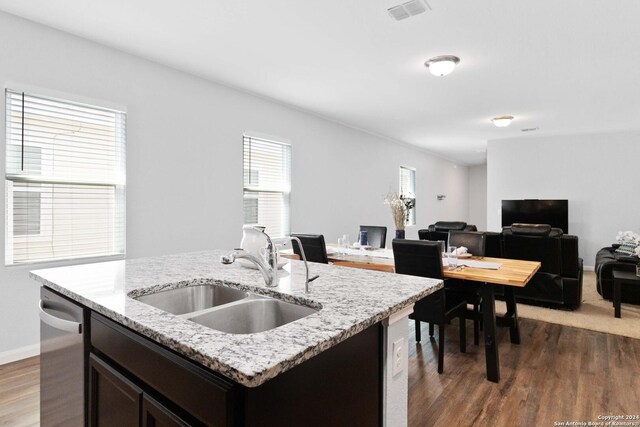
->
<box><xmin>31</xmin><ymin>250</ymin><xmax>442</xmax><ymax>387</ymax></box>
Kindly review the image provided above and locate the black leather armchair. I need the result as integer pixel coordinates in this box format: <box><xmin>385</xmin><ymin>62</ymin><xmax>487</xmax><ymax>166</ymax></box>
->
<box><xmin>501</xmin><ymin>224</ymin><xmax>583</xmax><ymax>309</ymax></box>
<box><xmin>595</xmin><ymin>246</ymin><xmax>640</xmax><ymax>303</ymax></box>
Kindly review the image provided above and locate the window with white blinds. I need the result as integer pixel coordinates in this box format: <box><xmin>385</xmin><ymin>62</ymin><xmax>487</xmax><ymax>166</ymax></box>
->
<box><xmin>400</xmin><ymin>166</ymin><xmax>416</xmax><ymax>226</ymax></box>
<box><xmin>243</xmin><ymin>135</ymin><xmax>291</xmax><ymax>238</ymax></box>
<box><xmin>5</xmin><ymin>89</ymin><xmax>126</xmax><ymax>265</ymax></box>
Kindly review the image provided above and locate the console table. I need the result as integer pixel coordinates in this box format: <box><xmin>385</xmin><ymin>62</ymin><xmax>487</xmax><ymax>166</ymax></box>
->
<box><xmin>612</xmin><ymin>269</ymin><xmax>640</xmax><ymax>318</ymax></box>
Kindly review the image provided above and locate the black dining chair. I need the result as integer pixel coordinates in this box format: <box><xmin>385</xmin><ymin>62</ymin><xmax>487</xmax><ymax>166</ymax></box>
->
<box><xmin>417</xmin><ymin>229</ymin><xmax>429</xmax><ymax>240</ymax></box>
<box><xmin>447</xmin><ymin>230</ymin><xmax>486</xmax><ymax>345</ymax></box>
<box><xmin>290</xmin><ymin>233</ymin><xmax>329</xmax><ymax>264</ymax></box>
<box><xmin>359</xmin><ymin>225</ymin><xmax>387</xmax><ymax>248</ymax></box>
<box><xmin>392</xmin><ymin>239</ymin><xmax>466</xmax><ymax>374</ymax></box>
<box><xmin>448</xmin><ymin>231</ymin><xmax>486</xmax><ymax>258</ymax></box>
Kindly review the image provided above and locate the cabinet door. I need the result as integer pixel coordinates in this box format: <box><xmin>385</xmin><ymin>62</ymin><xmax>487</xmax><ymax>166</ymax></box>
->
<box><xmin>142</xmin><ymin>395</ymin><xmax>192</xmax><ymax>427</ymax></box>
<box><xmin>89</xmin><ymin>353</ymin><xmax>142</xmax><ymax>427</ymax></box>
<box><xmin>91</xmin><ymin>313</ymin><xmax>237</xmax><ymax>426</ymax></box>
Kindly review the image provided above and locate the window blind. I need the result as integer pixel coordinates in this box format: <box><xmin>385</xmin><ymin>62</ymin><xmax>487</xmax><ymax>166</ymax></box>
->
<box><xmin>400</xmin><ymin>166</ymin><xmax>416</xmax><ymax>226</ymax></box>
<box><xmin>243</xmin><ymin>135</ymin><xmax>291</xmax><ymax>238</ymax></box>
<box><xmin>5</xmin><ymin>89</ymin><xmax>126</xmax><ymax>264</ymax></box>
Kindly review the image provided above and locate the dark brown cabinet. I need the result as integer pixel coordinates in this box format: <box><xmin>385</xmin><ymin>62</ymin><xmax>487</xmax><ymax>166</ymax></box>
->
<box><xmin>142</xmin><ymin>395</ymin><xmax>191</xmax><ymax>427</ymax></box>
<box><xmin>89</xmin><ymin>353</ymin><xmax>195</xmax><ymax>427</ymax></box>
<box><xmin>89</xmin><ymin>353</ymin><xmax>142</xmax><ymax>427</ymax></box>
<box><xmin>90</xmin><ymin>314</ymin><xmax>236</xmax><ymax>426</ymax></box>
<box><xmin>89</xmin><ymin>312</ymin><xmax>382</xmax><ymax>427</ymax></box>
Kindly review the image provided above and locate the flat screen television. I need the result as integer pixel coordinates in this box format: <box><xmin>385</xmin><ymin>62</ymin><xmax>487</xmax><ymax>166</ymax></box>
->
<box><xmin>501</xmin><ymin>199</ymin><xmax>569</xmax><ymax>234</ymax></box>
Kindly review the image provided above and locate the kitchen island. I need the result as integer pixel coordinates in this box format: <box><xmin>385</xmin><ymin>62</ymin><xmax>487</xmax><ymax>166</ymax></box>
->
<box><xmin>32</xmin><ymin>250</ymin><xmax>442</xmax><ymax>427</ymax></box>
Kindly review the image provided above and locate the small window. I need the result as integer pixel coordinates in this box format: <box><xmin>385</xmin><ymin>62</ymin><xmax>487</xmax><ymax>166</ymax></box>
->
<box><xmin>399</xmin><ymin>166</ymin><xmax>416</xmax><ymax>226</ymax></box>
<box><xmin>243</xmin><ymin>135</ymin><xmax>291</xmax><ymax>237</ymax></box>
<box><xmin>5</xmin><ymin>89</ymin><xmax>126</xmax><ymax>264</ymax></box>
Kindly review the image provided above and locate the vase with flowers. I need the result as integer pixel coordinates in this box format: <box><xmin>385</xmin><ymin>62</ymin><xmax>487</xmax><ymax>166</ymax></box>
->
<box><xmin>384</xmin><ymin>192</ymin><xmax>415</xmax><ymax>239</ymax></box>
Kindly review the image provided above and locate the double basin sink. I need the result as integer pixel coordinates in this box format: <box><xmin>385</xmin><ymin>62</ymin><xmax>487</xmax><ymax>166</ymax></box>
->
<box><xmin>134</xmin><ymin>284</ymin><xmax>319</xmax><ymax>334</ymax></box>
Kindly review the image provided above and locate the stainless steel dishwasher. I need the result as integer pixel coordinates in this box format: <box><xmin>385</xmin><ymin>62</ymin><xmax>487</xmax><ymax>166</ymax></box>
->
<box><xmin>39</xmin><ymin>287</ymin><xmax>86</xmax><ymax>426</ymax></box>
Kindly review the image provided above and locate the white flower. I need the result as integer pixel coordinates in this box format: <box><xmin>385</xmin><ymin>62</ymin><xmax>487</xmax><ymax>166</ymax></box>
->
<box><xmin>616</xmin><ymin>230</ymin><xmax>640</xmax><ymax>244</ymax></box>
<box><xmin>384</xmin><ymin>192</ymin><xmax>407</xmax><ymax>230</ymax></box>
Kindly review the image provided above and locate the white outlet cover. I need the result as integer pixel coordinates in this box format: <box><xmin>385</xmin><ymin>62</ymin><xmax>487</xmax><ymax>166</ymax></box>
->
<box><xmin>392</xmin><ymin>338</ymin><xmax>405</xmax><ymax>376</ymax></box>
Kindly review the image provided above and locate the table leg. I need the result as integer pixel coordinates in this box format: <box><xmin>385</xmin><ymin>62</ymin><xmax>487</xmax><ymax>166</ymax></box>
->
<box><xmin>503</xmin><ymin>286</ymin><xmax>521</xmax><ymax>344</ymax></box>
<box><xmin>614</xmin><ymin>279</ymin><xmax>621</xmax><ymax>318</ymax></box>
<box><xmin>481</xmin><ymin>283</ymin><xmax>499</xmax><ymax>383</ymax></box>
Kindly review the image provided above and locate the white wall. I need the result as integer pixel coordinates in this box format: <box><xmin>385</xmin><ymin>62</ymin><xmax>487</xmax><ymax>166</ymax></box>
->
<box><xmin>487</xmin><ymin>131</ymin><xmax>640</xmax><ymax>267</ymax></box>
<box><xmin>467</xmin><ymin>164</ymin><xmax>487</xmax><ymax>230</ymax></box>
<box><xmin>0</xmin><ymin>12</ymin><xmax>469</xmax><ymax>358</ymax></box>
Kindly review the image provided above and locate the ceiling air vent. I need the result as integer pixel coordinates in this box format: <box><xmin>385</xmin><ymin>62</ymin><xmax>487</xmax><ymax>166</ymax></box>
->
<box><xmin>520</xmin><ymin>127</ymin><xmax>539</xmax><ymax>132</ymax></box>
<box><xmin>388</xmin><ymin>0</ymin><xmax>431</xmax><ymax>21</ymax></box>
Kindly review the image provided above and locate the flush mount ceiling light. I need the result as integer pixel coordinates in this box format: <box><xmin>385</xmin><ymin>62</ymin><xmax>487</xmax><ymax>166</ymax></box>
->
<box><xmin>424</xmin><ymin>55</ymin><xmax>460</xmax><ymax>77</ymax></box>
<box><xmin>491</xmin><ymin>115</ymin><xmax>514</xmax><ymax>127</ymax></box>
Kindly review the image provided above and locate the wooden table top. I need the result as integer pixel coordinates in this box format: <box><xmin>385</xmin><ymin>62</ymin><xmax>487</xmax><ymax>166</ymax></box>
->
<box><xmin>320</xmin><ymin>246</ymin><xmax>541</xmax><ymax>288</ymax></box>
<box><xmin>441</xmin><ymin>256</ymin><xmax>540</xmax><ymax>287</ymax></box>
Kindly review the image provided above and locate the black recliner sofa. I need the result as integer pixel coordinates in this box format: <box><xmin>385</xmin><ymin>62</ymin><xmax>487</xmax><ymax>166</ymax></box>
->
<box><xmin>501</xmin><ymin>224</ymin><xmax>583</xmax><ymax>309</ymax></box>
<box><xmin>595</xmin><ymin>246</ymin><xmax>640</xmax><ymax>304</ymax></box>
<box><xmin>418</xmin><ymin>221</ymin><xmax>583</xmax><ymax>309</ymax></box>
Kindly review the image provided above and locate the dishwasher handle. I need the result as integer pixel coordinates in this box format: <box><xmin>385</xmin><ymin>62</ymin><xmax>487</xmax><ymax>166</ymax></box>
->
<box><xmin>39</xmin><ymin>299</ymin><xmax>82</xmax><ymax>334</ymax></box>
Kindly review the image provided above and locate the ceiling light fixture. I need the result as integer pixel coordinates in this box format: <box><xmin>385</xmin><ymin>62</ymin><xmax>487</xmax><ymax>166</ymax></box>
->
<box><xmin>424</xmin><ymin>55</ymin><xmax>460</xmax><ymax>77</ymax></box>
<box><xmin>491</xmin><ymin>116</ymin><xmax>514</xmax><ymax>127</ymax></box>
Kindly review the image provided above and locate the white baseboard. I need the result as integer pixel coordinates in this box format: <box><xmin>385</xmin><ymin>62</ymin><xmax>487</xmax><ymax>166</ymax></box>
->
<box><xmin>584</xmin><ymin>265</ymin><xmax>595</xmax><ymax>272</ymax></box>
<box><xmin>0</xmin><ymin>343</ymin><xmax>40</xmax><ymax>365</ymax></box>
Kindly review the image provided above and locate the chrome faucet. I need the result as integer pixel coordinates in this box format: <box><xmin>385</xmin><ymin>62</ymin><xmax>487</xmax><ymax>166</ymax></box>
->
<box><xmin>221</xmin><ymin>250</ymin><xmax>278</xmax><ymax>286</ymax></box>
<box><xmin>287</xmin><ymin>236</ymin><xmax>320</xmax><ymax>293</ymax></box>
<box><xmin>221</xmin><ymin>228</ymin><xmax>318</xmax><ymax>292</ymax></box>
<box><xmin>221</xmin><ymin>227</ymin><xmax>278</xmax><ymax>287</ymax></box>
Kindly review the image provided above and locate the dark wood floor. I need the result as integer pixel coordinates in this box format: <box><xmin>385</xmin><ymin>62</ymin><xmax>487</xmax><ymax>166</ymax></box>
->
<box><xmin>1</xmin><ymin>319</ymin><xmax>639</xmax><ymax>426</ymax></box>
<box><xmin>409</xmin><ymin>318</ymin><xmax>640</xmax><ymax>426</ymax></box>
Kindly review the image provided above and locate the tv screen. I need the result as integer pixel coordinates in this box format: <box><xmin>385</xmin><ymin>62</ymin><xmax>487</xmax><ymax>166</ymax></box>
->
<box><xmin>501</xmin><ymin>199</ymin><xmax>569</xmax><ymax>234</ymax></box>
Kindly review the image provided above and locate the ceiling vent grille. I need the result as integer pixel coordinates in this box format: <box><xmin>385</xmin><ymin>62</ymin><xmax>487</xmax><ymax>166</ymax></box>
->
<box><xmin>388</xmin><ymin>0</ymin><xmax>431</xmax><ymax>21</ymax></box>
<box><xmin>520</xmin><ymin>127</ymin><xmax>539</xmax><ymax>132</ymax></box>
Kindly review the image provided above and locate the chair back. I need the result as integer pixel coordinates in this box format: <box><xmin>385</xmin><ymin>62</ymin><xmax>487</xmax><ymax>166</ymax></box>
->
<box><xmin>430</xmin><ymin>221</ymin><xmax>468</xmax><ymax>232</ymax></box>
<box><xmin>502</xmin><ymin>225</ymin><xmax>562</xmax><ymax>274</ymax></box>
<box><xmin>448</xmin><ymin>231</ymin><xmax>486</xmax><ymax>257</ymax></box>
<box><xmin>290</xmin><ymin>233</ymin><xmax>329</xmax><ymax>264</ymax></box>
<box><xmin>424</xmin><ymin>221</ymin><xmax>475</xmax><ymax>249</ymax></box>
<box><xmin>359</xmin><ymin>225</ymin><xmax>387</xmax><ymax>248</ymax></box>
<box><xmin>484</xmin><ymin>232</ymin><xmax>502</xmax><ymax>257</ymax></box>
<box><xmin>392</xmin><ymin>239</ymin><xmax>444</xmax><ymax>279</ymax></box>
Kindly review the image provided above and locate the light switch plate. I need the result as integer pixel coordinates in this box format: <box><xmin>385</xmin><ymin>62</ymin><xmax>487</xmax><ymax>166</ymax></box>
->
<box><xmin>392</xmin><ymin>338</ymin><xmax>404</xmax><ymax>376</ymax></box>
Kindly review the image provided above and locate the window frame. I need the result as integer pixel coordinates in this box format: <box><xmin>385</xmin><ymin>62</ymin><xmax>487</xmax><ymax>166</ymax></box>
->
<box><xmin>242</xmin><ymin>134</ymin><xmax>291</xmax><ymax>238</ymax></box>
<box><xmin>399</xmin><ymin>165</ymin><xmax>416</xmax><ymax>226</ymax></box>
<box><xmin>4</xmin><ymin>88</ymin><xmax>126</xmax><ymax>266</ymax></box>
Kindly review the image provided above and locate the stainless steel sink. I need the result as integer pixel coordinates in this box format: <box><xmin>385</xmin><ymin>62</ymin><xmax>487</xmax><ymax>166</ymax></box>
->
<box><xmin>134</xmin><ymin>284</ymin><xmax>248</xmax><ymax>315</ymax></box>
<box><xmin>134</xmin><ymin>283</ymin><xmax>319</xmax><ymax>334</ymax></box>
<box><xmin>186</xmin><ymin>298</ymin><xmax>318</xmax><ymax>334</ymax></box>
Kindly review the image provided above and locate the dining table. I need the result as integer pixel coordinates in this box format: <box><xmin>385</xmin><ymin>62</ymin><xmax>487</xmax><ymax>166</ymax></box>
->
<box><xmin>313</xmin><ymin>245</ymin><xmax>541</xmax><ymax>383</ymax></box>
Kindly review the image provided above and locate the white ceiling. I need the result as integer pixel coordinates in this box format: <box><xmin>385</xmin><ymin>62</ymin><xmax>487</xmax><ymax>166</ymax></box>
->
<box><xmin>1</xmin><ymin>0</ymin><xmax>639</xmax><ymax>165</ymax></box>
